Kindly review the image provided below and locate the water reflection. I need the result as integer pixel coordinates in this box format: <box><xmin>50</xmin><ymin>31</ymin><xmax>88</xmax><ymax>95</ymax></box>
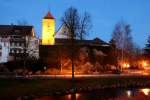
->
<box><xmin>141</xmin><ymin>88</ymin><xmax>150</xmax><ymax>96</ymax></box>
<box><xmin>16</xmin><ymin>88</ymin><xmax>150</xmax><ymax>100</ymax></box>
<box><xmin>126</xmin><ymin>90</ymin><xmax>132</xmax><ymax>97</ymax></box>
<box><xmin>66</xmin><ymin>94</ymin><xmax>72</xmax><ymax>99</ymax></box>
<box><xmin>66</xmin><ymin>93</ymin><xmax>80</xmax><ymax>100</ymax></box>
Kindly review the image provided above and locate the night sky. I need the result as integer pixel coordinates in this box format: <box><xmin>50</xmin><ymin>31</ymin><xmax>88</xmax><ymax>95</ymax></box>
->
<box><xmin>0</xmin><ymin>0</ymin><xmax>150</xmax><ymax>48</ymax></box>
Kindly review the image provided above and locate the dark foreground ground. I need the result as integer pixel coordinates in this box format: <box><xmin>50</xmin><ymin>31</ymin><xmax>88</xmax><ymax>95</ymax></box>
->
<box><xmin>0</xmin><ymin>75</ymin><xmax>150</xmax><ymax>99</ymax></box>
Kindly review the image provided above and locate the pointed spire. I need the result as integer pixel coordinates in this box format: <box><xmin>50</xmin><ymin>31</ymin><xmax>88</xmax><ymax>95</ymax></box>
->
<box><xmin>44</xmin><ymin>11</ymin><xmax>55</xmax><ymax>19</ymax></box>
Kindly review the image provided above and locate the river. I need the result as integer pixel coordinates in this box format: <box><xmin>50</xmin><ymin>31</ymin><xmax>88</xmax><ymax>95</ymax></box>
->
<box><xmin>16</xmin><ymin>88</ymin><xmax>150</xmax><ymax>100</ymax></box>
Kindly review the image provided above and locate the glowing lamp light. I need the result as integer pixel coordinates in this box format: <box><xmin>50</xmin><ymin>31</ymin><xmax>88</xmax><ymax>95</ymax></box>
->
<box><xmin>66</xmin><ymin>93</ymin><xmax>80</xmax><ymax>100</ymax></box>
<box><xmin>126</xmin><ymin>64</ymin><xmax>130</xmax><ymax>68</ymax></box>
<box><xmin>142</xmin><ymin>61</ymin><xmax>147</xmax><ymax>67</ymax></box>
<box><xmin>123</xmin><ymin>63</ymin><xmax>130</xmax><ymax>68</ymax></box>
<box><xmin>123</xmin><ymin>63</ymin><xmax>127</xmax><ymax>68</ymax></box>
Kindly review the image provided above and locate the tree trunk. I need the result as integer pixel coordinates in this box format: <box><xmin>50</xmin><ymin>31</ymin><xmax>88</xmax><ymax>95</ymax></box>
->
<box><xmin>71</xmin><ymin>38</ymin><xmax>75</xmax><ymax>81</ymax></box>
<box><xmin>72</xmin><ymin>55</ymin><xmax>75</xmax><ymax>81</ymax></box>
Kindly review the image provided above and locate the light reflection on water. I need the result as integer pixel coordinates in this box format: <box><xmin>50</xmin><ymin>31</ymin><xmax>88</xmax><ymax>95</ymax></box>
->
<box><xmin>17</xmin><ymin>88</ymin><xmax>150</xmax><ymax>100</ymax></box>
<box><xmin>126</xmin><ymin>90</ymin><xmax>132</xmax><ymax>97</ymax></box>
<box><xmin>141</xmin><ymin>88</ymin><xmax>150</xmax><ymax>96</ymax></box>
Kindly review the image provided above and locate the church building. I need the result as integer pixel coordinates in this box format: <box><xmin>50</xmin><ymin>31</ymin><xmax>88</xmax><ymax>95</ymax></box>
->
<box><xmin>41</xmin><ymin>11</ymin><xmax>110</xmax><ymax>46</ymax></box>
<box><xmin>40</xmin><ymin>11</ymin><xmax>112</xmax><ymax>68</ymax></box>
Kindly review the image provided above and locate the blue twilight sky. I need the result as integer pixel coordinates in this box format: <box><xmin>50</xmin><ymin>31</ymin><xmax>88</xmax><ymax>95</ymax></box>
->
<box><xmin>0</xmin><ymin>0</ymin><xmax>150</xmax><ymax>48</ymax></box>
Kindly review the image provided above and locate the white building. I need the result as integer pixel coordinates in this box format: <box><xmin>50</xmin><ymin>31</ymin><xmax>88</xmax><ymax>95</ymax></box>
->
<box><xmin>0</xmin><ymin>37</ymin><xmax>10</xmax><ymax>63</ymax></box>
<box><xmin>0</xmin><ymin>25</ymin><xmax>39</xmax><ymax>63</ymax></box>
<box><xmin>27</xmin><ymin>37</ymin><xmax>39</xmax><ymax>58</ymax></box>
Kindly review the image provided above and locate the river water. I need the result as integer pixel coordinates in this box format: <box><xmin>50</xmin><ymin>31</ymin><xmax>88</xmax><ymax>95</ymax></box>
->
<box><xmin>18</xmin><ymin>88</ymin><xmax>150</xmax><ymax>100</ymax></box>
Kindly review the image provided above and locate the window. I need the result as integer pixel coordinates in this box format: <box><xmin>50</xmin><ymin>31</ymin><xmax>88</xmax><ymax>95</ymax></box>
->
<box><xmin>12</xmin><ymin>50</ymin><xmax>14</xmax><ymax>53</ymax></box>
<box><xmin>21</xmin><ymin>50</ymin><xmax>24</xmax><ymax>53</ymax></box>
<box><xmin>16</xmin><ymin>50</ymin><xmax>19</xmax><ymax>53</ymax></box>
<box><xmin>22</xmin><ymin>43</ymin><xmax>24</xmax><ymax>47</ymax></box>
<box><xmin>17</xmin><ymin>43</ymin><xmax>19</xmax><ymax>46</ymax></box>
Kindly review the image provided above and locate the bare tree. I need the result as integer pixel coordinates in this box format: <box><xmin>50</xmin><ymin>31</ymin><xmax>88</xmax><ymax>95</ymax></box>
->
<box><xmin>61</xmin><ymin>7</ymin><xmax>92</xmax><ymax>80</ymax></box>
<box><xmin>61</xmin><ymin>7</ymin><xmax>79</xmax><ymax>81</ymax></box>
<box><xmin>132</xmin><ymin>43</ymin><xmax>142</xmax><ymax>67</ymax></box>
<box><xmin>79</xmin><ymin>12</ymin><xmax>92</xmax><ymax>40</ymax></box>
<box><xmin>112</xmin><ymin>21</ymin><xmax>133</xmax><ymax>50</ymax></box>
<box><xmin>109</xmin><ymin>39</ymin><xmax>118</xmax><ymax>68</ymax></box>
<box><xmin>17</xmin><ymin>20</ymin><xmax>29</xmax><ymax>25</ymax></box>
<box><xmin>144</xmin><ymin>35</ymin><xmax>150</xmax><ymax>58</ymax></box>
<box><xmin>111</xmin><ymin>20</ymin><xmax>134</xmax><ymax>67</ymax></box>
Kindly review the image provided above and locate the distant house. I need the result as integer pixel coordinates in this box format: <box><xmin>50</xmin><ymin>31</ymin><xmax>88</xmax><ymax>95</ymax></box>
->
<box><xmin>0</xmin><ymin>25</ymin><xmax>39</xmax><ymax>63</ymax></box>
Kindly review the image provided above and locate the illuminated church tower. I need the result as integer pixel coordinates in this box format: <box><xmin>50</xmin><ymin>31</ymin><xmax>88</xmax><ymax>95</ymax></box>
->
<box><xmin>42</xmin><ymin>11</ymin><xmax>55</xmax><ymax>45</ymax></box>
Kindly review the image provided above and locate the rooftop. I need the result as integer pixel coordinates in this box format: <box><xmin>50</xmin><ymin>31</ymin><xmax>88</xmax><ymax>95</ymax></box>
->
<box><xmin>0</xmin><ymin>25</ymin><xmax>34</xmax><ymax>36</ymax></box>
<box><xmin>44</xmin><ymin>11</ymin><xmax>55</xmax><ymax>19</ymax></box>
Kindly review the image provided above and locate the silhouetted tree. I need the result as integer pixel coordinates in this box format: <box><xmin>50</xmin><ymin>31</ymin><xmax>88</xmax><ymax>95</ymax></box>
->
<box><xmin>61</xmin><ymin>7</ymin><xmax>79</xmax><ymax>81</ymax></box>
<box><xmin>109</xmin><ymin>39</ymin><xmax>118</xmax><ymax>67</ymax></box>
<box><xmin>17</xmin><ymin>20</ymin><xmax>29</xmax><ymax>25</ymax></box>
<box><xmin>61</xmin><ymin>7</ymin><xmax>92</xmax><ymax>80</ymax></box>
<box><xmin>78</xmin><ymin>12</ymin><xmax>92</xmax><ymax>40</ymax></box>
<box><xmin>144</xmin><ymin>35</ymin><xmax>150</xmax><ymax>58</ymax></box>
<box><xmin>111</xmin><ymin>20</ymin><xmax>134</xmax><ymax>64</ymax></box>
<box><xmin>131</xmin><ymin>44</ymin><xmax>142</xmax><ymax>67</ymax></box>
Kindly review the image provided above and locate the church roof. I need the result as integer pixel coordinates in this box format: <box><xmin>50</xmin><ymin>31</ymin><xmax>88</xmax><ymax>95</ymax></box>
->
<box><xmin>55</xmin><ymin>38</ymin><xmax>110</xmax><ymax>47</ymax></box>
<box><xmin>55</xmin><ymin>24</ymin><xmax>68</xmax><ymax>39</ymax></box>
<box><xmin>55</xmin><ymin>24</ymin><xmax>110</xmax><ymax>47</ymax></box>
<box><xmin>44</xmin><ymin>11</ymin><xmax>55</xmax><ymax>19</ymax></box>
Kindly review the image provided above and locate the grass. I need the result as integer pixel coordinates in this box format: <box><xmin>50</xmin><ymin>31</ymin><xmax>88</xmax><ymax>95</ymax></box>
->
<box><xmin>0</xmin><ymin>76</ymin><xmax>150</xmax><ymax>99</ymax></box>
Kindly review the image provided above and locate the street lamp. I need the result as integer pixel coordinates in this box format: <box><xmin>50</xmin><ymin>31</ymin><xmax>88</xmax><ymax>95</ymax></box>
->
<box><xmin>122</xmin><ymin>63</ymin><xmax>130</xmax><ymax>68</ymax></box>
<box><xmin>142</xmin><ymin>61</ymin><xmax>147</xmax><ymax>67</ymax></box>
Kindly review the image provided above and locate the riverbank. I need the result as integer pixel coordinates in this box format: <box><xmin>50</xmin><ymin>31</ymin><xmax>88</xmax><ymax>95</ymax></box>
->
<box><xmin>1</xmin><ymin>75</ymin><xmax>150</xmax><ymax>99</ymax></box>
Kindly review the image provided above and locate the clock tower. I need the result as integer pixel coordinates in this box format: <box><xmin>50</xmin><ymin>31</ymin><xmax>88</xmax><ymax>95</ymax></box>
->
<box><xmin>42</xmin><ymin>11</ymin><xmax>55</xmax><ymax>45</ymax></box>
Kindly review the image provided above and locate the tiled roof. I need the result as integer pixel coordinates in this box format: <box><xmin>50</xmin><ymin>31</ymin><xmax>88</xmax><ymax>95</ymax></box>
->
<box><xmin>44</xmin><ymin>11</ymin><xmax>54</xmax><ymax>19</ymax></box>
<box><xmin>55</xmin><ymin>38</ymin><xmax>110</xmax><ymax>47</ymax></box>
<box><xmin>0</xmin><ymin>25</ymin><xmax>33</xmax><ymax>36</ymax></box>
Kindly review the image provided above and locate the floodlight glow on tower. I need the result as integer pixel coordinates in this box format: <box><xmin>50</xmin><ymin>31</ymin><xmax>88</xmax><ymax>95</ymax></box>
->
<box><xmin>42</xmin><ymin>11</ymin><xmax>55</xmax><ymax>45</ymax></box>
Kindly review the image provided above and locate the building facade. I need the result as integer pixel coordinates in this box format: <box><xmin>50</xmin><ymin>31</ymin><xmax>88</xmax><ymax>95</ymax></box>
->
<box><xmin>0</xmin><ymin>37</ymin><xmax>9</xmax><ymax>63</ymax></box>
<box><xmin>0</xmin><ymin>25</ymin><xmax>39</xmax><ymax>63</ymax></box>
<box><xmin>40</xmin><ymin>11</ymin><xmax>114</xmax><ymax>69</ymax></box>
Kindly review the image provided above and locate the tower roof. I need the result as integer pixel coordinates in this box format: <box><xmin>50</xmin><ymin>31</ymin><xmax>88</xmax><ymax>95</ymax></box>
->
<box><xmin>44</xmin><ymin>11</ymin><xmax>55</xmax><ymax>19</ymax></box>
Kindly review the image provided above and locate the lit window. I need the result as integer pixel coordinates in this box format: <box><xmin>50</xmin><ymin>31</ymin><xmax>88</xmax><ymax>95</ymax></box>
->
<box><xmin>16</xmin><ymin>50</ymin><xmax>19</xmax><ymax>53</ymax></box>
<box><xmin>21</xmin><ymin>50</ymin><xmax>24</xmax><ymax>53</ymax></box>
<box><xmin>12</xmin><ymin>50</ymin><xmax>14</xmax><ymax>53</ymax></box>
